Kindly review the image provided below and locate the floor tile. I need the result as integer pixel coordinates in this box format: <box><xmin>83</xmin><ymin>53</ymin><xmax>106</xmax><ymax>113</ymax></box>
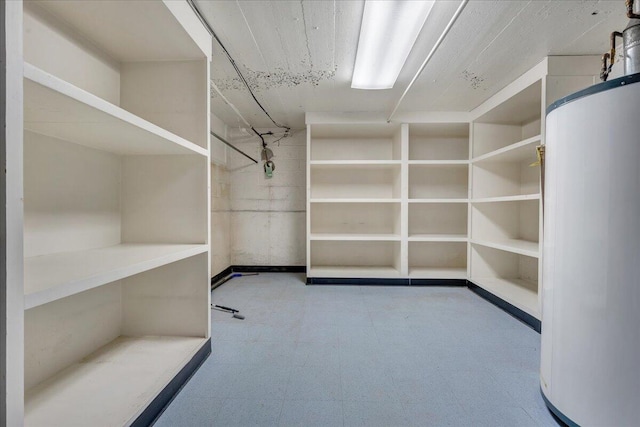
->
<box><xmin>278</xmin><ymin>400</ymin><xmax>344</xmax><ymax>427</ymax></box>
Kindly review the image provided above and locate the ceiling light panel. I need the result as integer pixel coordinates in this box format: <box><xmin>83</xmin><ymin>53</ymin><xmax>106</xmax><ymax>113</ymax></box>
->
<box><xmin>352</xmin><ymin>0</ymin><xmax>435</xmax><ymax>90</ymax></box>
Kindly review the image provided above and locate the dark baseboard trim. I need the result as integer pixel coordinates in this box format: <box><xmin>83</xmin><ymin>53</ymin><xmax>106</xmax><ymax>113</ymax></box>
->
<box><xmin>306</xmin><ymin>277</ymin><xmax>467</xmax><ymax>286</ymax></box>
<box><xmin>540</xmin><ymin>388</ymin><xmax>578</xmax><ymax>427</ymax></box>
<box><xmin>410</xmin><ymin>278</ymin><xmax>467</xmax><ymax>287</ymax></box>
<box><xmin>137</xmin><ymin>338</ymin><xmax>211</xmax><ymax>427</ymax></box>
<box><xmin>211</xmin><ymin>267</ymin><xmax>233</xmax><ymax>286</ymax></box>
<box><xmin>467</xmin><ymin>281</ymin><xmax>541</xmax><ymax>333</ymax></box>
<box><xmin>230</xmin><ymin>265</ymin><xmax>306</xmax><ymax>273</ymax></box>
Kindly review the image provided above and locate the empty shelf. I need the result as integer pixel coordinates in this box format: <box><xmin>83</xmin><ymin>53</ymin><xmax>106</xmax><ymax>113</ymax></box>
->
<box><xmin>24</xmin><ymin>63</ymin><xmax>207</xmax><ymax>157</ymax></box>
<box><xmin>309</xmin><ymin>233</ymin><xmax>401</xmax><ymax>241</ymax></box>
<box><xmin>310</xmin><ymin>160</ymin><xmax>401</xmax><ymax>166</ymax></box>
<box><xmin>470</xmin><ymin>277</ymin><xmax>539</xmax><ymax>318</ymax></box>
<box><xmin>409</xmin><ymin>198</ymin><xmax>469</xmax><ymax>204</ymax></box>
<box><xmin>309</xmin><ymin>266</ymin><xmax>401</xmax><ymax>278</ymax></box>
<box><xmin>310</xmin><ymin>198</ymin><xmax>401</xmax><ymax>204</ymax></box>
<box><xmin>25</xmin><ymin>244</ymin><xmax>208</xmax><ymax>309</ymax></box>
<box><xmin>473</xmin><ymin>135</ymin><xmax>541</xmax><ymax>163</ymax></box>
<box><xmin>409</xmin><ymin>234</ymin><xmax>468</xmax><ymax>242</ymax></box>
<box><xmin>471</xmin><ymin>239</ymin><xmax>539</xmax><ymax>258</ymax></box>
<box><xmin>472</xmin><ymin>194</ymin><xmax>540</xmax><ymax>203</ymax></box>
<box><xmin>408</xmin><ymin>160</ymin><xmax>469</xmax><ymax>165</ymax></box>
<box><xmin>409</xmin><ymin>268</ymin><xmax>467</xmax><ymax>279</ymax></box>
<box><xmin>25</xmin><ymin>336</ymin><xmax>207</xmax><ymax>427</ymax></box>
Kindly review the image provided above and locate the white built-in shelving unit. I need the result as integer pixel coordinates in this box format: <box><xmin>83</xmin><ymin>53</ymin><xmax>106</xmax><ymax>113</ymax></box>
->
<box><xmin>306</xmin><ymin>57</ymin><xmax>598</xmax><ymax>321</ymax></box>
<box><xmin>306</xmin><ymin>120</ymin><xmax>470</xmax><ymax>279</ymax></box>
<box><xmin>5</xmin><ymin>1</ymin><xmax>213</xmax><ymax>425</ymax></box>
<box><xmin>468</xmin><ymin>57</ymin><xmax>599</xmax><ymax>320</ymax></box>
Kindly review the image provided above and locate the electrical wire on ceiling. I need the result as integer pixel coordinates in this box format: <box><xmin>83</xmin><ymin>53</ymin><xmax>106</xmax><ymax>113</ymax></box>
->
<box><xmin>187</xmin><ymin>0</ymin><xmax>290</xmax><ymax>148</ymax></box>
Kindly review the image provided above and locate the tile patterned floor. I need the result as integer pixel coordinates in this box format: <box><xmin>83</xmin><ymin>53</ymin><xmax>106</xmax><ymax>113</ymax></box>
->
<box><xmin>154</xmin><ymin>273</ymin><xmax>559</xmax><ymax>426</ymax></box>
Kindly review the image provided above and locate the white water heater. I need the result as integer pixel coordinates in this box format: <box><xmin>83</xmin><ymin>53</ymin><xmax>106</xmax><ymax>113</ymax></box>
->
<box><xmin>541</xmin><ymin>73</ymin><xmax>640</xmax><ymax>426</ymax></box>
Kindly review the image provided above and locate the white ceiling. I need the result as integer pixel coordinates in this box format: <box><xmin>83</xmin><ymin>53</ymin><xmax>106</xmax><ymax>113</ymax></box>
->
<box><xmin>196</xmin><ymin>0</ymin><xmax>629</xmax><ymax>129</ymax></box>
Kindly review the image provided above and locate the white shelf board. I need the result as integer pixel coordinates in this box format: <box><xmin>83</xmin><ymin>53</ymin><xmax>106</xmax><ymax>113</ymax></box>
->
<box><xmin>408</xmin><ymin>234</ymin><xmax>468</xmax><ymax>242</ymax></box>
<box><xmin>473</xmin><ymin>135</ymin><xmax>541</xmax><ymax>163</ymax></box>
<box><xmin>471</xmin><ymin>239</ymin><xmax>539</xmax><ymax>258</ymax></box>
<box><xmin>409</xmin><ymin>268</ymin><xmax>467</xmax><ymax>279</ymax></box>
<box><xmin>310</xmin><ymin>233</ymin><xmax>401</xmax><ymax>241</ymax></box>
<box><xmin>25</xmin><ymin>336</ymin><xmax>207</xmax><ymax>427</ymax></box>
<box><xmin>469</xmin><ymin>277</ymin><xmax>539</xmax><ymax>318</ymax></box>
<box><xmin>408</xmin><ymin>160</ymin><xmax>469</xmax><ymax>165</ymax></box>
<box><xmin>309</xmin><ymin>266</ymin><xmax>401</xmax><ymax>278</ymax></box>
<box><xmin>472</xmin><ymin>194</ymin><xmax>540</xmax><ymax>203</ymax></box>
<box><xmin>24</xmin><ymin>243</ymin><xmax>208</xmax><ymax>310</ymax></box>
<box><xmin>408</xmin><ymin>198</ymin><xmax>469</xmax><ymax>204</ymax></box>
<box><xmin>310</xmin><ymin>198</ymin><xmax>402</xmax><ymax>204</ymax></box>
<box><xmin>34</xmin><ymin>0</ymin><xmax>207</xmax><ymax>61</ymax></box>
<box><xmin>310</xmin><ymin>160</ymin><xmax>401</xmax><ymax>166</ymax></box>
<box><xmin>24</xmin><ymin>63</ymin><xmax>208</xmax><ymax>157</ymax></box>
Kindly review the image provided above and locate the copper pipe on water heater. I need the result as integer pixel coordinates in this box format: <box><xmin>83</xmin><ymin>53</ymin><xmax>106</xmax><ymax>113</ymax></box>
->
<box><xmin>626</xmin><ymin>0</ymin><xmax>640</xmax><ymax>19</ymax></box>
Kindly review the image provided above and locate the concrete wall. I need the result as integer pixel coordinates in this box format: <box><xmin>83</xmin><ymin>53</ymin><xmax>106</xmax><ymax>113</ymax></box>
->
<box><xmin>227</xmin><ymin>128</ymin><xmax>306</xmax><ymax>266</ymax></box>
<box><xmin>210</xmin><ymin>114</ymin><xmax>231</xmax><ymax>277</ymax></box>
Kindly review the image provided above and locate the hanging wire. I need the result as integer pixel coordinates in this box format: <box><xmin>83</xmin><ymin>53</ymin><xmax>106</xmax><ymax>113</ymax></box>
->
<box><xmin>187</xmin><ymin>0</ymin><xmax>291</xmax><ymax>147</ymax></box>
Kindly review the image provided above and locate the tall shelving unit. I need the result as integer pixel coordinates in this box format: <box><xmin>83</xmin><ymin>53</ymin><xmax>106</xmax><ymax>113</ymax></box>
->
<box><xmin>15</xmin><ymin>1</ymin><xmax>212</xmax><ymax>425</ymax></box>
<box><xmin>306</xmin><ymin>119</ymin><xmax>470</xmax><ymax>281</ymax></box>
<box><xmin>407</xmin><ymin>123</ymin><xmax>469</xmax><ymax>279</ymax></box>
<box><xmin>468</xmin><ymin>57</ymin><xmax>600</xmax><ymax>322</ymax></box>
<box><xmin>307</xmin><ymin>123</ymin><xmax>403</xmax><ymax>278</ymax></box>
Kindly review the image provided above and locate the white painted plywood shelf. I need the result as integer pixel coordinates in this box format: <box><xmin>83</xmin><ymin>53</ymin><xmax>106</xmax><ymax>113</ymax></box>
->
<box><xmin>473</xmin><ymin>135</ymin><xmax>541</xmax><ymax>163</ymax></box>
<box><xmin>469</xmin><ymin>277</ymin><xmax>539</xmax><ymax>317</ymax></box>
<box><xmin>472</xmin><ymin>194</ymin><xmax>540</xmax><ymax>203</ymax></box>
<box><xmin>409</xmin><ymin>268</ymin><xmax>467</xmax><ymax>279</ymax></box>
<box><xmin>408</xmin><ymin>160</ymin><xmax>468</xmax><ymax>165</ymax></box>
<box><xmin>24</xmin><ymin>244</ymin><xmax>208</xmax><ymax>310</ymax></box>
<box><xmin>25</xmin><ymin>336</ymin><xmax>207</xmax><ymax>427</ymax></box>
<box><xmin>310</xmin><ymin>160</ymin><xmax>401</xmax><ymax>166</ymax></box>
<box><xmin>310</xmin><ymin>198</ymin><xmax>402</xmax><ymax>204</ymax></box>
<box><xmin>309</xmin><ymin>233</ymin><xmax>401</xmax><ymax>241</ymax></box>
<box><xmin>408</xmin><ymin>234</ymin><xmax>467</xmax><ymax>242</ymax></box>
<box><xmin>32</xmin><ymin>0</ymin><xmax>209</xmax><ymax>61</ymax></box>
<box><xmin>471</xmin><ymin>239</ymin><xmax>539</xmax><ymax>258</ymax></box>
<box><xmin>24</xmin><ymin>63</ymin><xmax>207</xmax><ymax>157</ymax></box>
<box><xmin>308</xmin><ymin>266</ymin><xmax>401</xmax><ymax>278</ymax></box>
<box><xmin>408</xmin><ymin>198</ymin><xmax>468</xmax><ymax>203</ymax></box>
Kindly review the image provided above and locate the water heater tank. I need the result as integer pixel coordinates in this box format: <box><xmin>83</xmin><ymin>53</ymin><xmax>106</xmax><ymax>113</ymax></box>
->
<box><xmin>541</xmin><ymin>73</ymin><xmax>640</xmax><ymax>426</ymax></box>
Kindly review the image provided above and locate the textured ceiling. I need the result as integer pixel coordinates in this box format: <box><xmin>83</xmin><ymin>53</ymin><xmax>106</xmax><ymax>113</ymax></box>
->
<box><xmin>197</xmin><ymin>0</ymin><xmax>629</xmax><ymax>129</ymax></box>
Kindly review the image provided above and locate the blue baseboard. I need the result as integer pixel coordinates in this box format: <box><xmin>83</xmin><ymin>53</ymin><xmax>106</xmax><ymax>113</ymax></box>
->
<box><xmin>467</xmin><ymin>281</ymin><xmax>541</xmax><ymax>333</ymax></box>
<box><xmin>140</xmin><ymin>338</ymin><xmax>211</xmax><ymax>427</ymax></box>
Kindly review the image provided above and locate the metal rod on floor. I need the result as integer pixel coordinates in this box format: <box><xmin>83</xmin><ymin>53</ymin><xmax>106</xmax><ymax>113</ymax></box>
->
<box><xmin>211</xmin><ymin>131</ymin><xmax>259</xmax><ymax>164</ymax></box>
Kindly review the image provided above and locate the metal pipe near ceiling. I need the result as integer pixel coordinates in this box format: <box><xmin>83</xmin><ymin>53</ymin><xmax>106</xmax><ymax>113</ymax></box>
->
<box><xmin>211</xmin><ymin>131</ymin><xmax>259</xmax><ymax>164</ymax></box>
<box><xmin>387</xmin><ymin>0</ymin><xmax>469</xmax><ymax>122</ymax></box>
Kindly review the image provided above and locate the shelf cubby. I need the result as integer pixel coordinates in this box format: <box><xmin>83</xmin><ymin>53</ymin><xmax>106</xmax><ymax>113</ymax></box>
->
<box><xmin>24</xmin><ymin>1</ymin><xmax>209</xmax><ymax>150</ymax></box>
<box><xmin>472</xmin><ymin>80</ymin><xmax>542</xmax><ymax>158</ymax></box>
<box><xmin>408</xmin><ymin>203</ymin><xmax>467</xmax><ymax>240</ymax></box>
<box><xmin>409</xmin><ymin>242</ymin><xmax>467</xmax><ymax>278</ymax></box>
<box><xmin>409</xmin><ymin>164</ymin><xmax>469</xmax><ymax>200</ymax></box>
<box><xmin>24</xmin><ymin>253</ymin><xmax>209</xmax><ymax>426</ymax></box>
<box><xmin>310</xmin><ymin>240</ymin><xmax>401</xmax><ymax>278</ymax></box>
<box><xmin>472</xmin><ymin>136</ymin><xmax>541</xmax><ymax>199</ymax></box>
<box><xmin>408</xmin><ymin>123</ymin><xmax>469</xmax><ymax>161</ymax></box>
<box><xmin>23</xmin><ymin>63</ymin><xmax>207</xmax><ymax>157</ymax></box>
<box><xmin>470</xmin><ymin>244</ymin><xmax>539</xmax><ymax>317</ymax></box>
<box><xmin>471</xmin><ymin>199</ymin><xmax>539</xmax><ymax>257</ymax></box>
<box><xmin>310</xmin><ymin>202</ymin><xmax>400</xmax><ymax>239</ymax></box>
<box><xmin>310</xmin><ymin>163</ymin><xmax>401</xmax><ymax>199</ymax></box>
<box><xmin>309</xmin><ymin>123</ymin><xmax>402</xmax><ymax>161</ymax></box>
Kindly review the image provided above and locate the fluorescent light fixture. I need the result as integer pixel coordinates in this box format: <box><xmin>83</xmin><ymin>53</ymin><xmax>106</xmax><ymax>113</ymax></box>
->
<box><xmin>351</xmin><ymin>0</ymin><xmax>435</xmax><ymax>90</ymax></box>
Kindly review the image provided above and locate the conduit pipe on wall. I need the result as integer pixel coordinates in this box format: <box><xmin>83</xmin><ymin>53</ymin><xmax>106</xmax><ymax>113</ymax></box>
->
<box><xmin>387</xmin><ymin>0</ymin><xmax>469</xmax><ymax>122</ymax></box>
